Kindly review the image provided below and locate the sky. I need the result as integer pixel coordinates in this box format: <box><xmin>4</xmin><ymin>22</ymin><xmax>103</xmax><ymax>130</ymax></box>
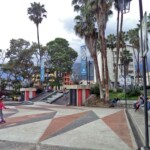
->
<box><xmin>0</xmin><ymin>0</ymin><xmax>150</xmax><ymax>62</ymax></box>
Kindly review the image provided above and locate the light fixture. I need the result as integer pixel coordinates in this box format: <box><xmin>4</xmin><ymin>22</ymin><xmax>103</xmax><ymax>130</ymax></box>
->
<box><xmin>117</xmin><ymin>0</ymin><xmax>131</xmax><ymax>14</ymax></box>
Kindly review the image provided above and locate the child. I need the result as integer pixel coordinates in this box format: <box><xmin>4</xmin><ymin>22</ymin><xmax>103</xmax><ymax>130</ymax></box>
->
<box><xmin>0</xmin><ymin>97</ymin><xmax>7</xmax><ymax>123</ymax></box>
<box><xmin>63</xmin><ymin>88</ymin><xmax>68</xmax><ymax>100</ymax></box>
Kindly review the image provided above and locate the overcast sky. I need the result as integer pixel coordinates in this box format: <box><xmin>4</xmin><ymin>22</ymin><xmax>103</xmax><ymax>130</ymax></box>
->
<box><xmin>0</xmin><ymin>0</ymin><xmax>150</xmax><ymax>61</ymax></box>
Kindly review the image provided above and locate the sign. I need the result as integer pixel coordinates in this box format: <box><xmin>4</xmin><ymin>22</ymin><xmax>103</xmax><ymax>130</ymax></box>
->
<box><xmin>139</xmin><ymin>12</ymin><xmax>148</xmax><ymax>56</ymax></box>
<box><xmin>118</xmin><ymin>75</ymin><xmax>132</xmax><ymax>86</ymax></box>
<box><xmin>40</xmin><ymin>58</ymin><xmax>45</xmax><ymax>82</ymax></box>
<box><xmin>80</xmin><ymin>59</ymin><xmax>87</xmax><ymax>75</ymax></box>
<box><xmin>80</xmin><ymin>45</ymin><xmax>87</xmax><ymax>76</ymax></box>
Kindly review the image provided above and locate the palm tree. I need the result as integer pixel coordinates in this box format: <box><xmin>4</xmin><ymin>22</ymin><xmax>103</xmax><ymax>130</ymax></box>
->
<box><xmin>89</xmin><ymin>0</ymin><xmax>113</xmax><ymax>101</ymax></box>
<box><xmin>27</xmin><ymin>2</ymin><xmax>47</xmax><ymax>65</ymax></box>
<box><xmin>127</xmin><ymin>28</ymin><xmax>140</xmax><ymax>85</ymax></box>
<box><xmin>106</xmin><ymin>34</ymin><xmax>116</xmax><ymax>72</ymax></box>
<box><xmin>72</xmin><ymin>0</ymin><xmax>104</xmax><ymax>99</ymax></box>
<box><xmin>114</xmin><ymin>0</ymin><xmax>124</xmax><ymax>91</ymax></box>
<box><xmin>120</xmin><ymin>49</ymin><xmax>133</xmax><ymax>75</ymax></box>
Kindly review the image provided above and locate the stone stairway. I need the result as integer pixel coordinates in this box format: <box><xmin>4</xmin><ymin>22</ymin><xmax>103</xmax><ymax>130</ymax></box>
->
<box><xmin>45</xmin><ymin>92</ymin><xmax>64</xmax><ymax>104</ymax></box>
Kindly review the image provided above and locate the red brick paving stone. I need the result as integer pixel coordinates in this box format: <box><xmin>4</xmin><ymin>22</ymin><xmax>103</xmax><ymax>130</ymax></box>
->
<box><xmin>1</xmin><ymin>112</ymin><xmax>53</xmax><ymax>127</ymax></box>
<box><xmin>16</xmin><ymin>106</ymin><xmax>51</xmax><ymax>111</ymax></box>
<box><xmin>38</xmin><ymin>104</ymin><xmax>84</xmax><ymax>110</ymax></box>
<box><xmin>102</xmin><ymin>110</ymin><xmax>134</xmax><ymax>150</ymax></box>
<box><xmin>39</xmin><ymin>111</ymin><xmax>88</xmax><ymax>142</ymax></box>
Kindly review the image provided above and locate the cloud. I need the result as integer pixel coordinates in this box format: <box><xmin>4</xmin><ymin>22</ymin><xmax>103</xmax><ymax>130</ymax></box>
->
<box><xmin>62</xmin><ymin>17</ymin><xmax>75</xmax><ymax>33</ymax></box>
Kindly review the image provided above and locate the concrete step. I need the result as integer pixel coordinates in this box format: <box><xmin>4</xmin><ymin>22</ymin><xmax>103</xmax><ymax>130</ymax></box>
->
<box><xmin>46</xmin><ymin>93</ymin><xmax>63</xmax><ymax>104</ymax></box>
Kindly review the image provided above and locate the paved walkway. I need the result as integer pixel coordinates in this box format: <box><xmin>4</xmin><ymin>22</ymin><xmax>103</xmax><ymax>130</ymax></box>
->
<box><xmin>0</xmin><ymin>102</ymin><xmax>137</xmax><ymax>150</ymax></box>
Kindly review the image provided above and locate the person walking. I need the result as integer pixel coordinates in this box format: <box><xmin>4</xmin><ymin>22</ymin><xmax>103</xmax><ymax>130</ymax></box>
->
<box><xmin>63</xmin><ymin>88</ymin><xmax>68</xmax><ymax>100</ymax></box>
<box><xmin>0</xmin><ymin>97</ymin><xmax>8</xmax><ymax>123</ymax></box>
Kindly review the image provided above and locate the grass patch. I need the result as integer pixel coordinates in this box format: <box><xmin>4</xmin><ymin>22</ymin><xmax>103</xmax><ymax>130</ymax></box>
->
<box><xmin>109</xmin><ymin>92</ymin><xmax>137</xmax><ymax>101</ymax></box>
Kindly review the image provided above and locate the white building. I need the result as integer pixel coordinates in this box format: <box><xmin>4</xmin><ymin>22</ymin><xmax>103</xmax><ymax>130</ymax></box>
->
<box><xmin>95</xmin><ymin>46</ymin><xmax>136</xmax><ymax>87</ymax></box>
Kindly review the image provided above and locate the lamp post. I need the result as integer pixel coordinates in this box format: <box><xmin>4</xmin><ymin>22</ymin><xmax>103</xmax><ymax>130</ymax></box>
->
<box><xmin>124</xmin><ymin>61</ymin><xmax>127</xmax><ymax>110</ymax></box>
<box><xmin>86</xmin><ymin>57</ymin><xmax>88</xmax><ymax>85</ymax></box>
<box><xmin>117</xmin><ymin>0</ymin><xmax>131</xmax><ymax>14</ymax></box>
<box><xmin>139</xmin><ymin>0</ymin><xmax>149</xmax><ymax>149</ymax></box>
<box><xmin>88</xmin><ymin>60</ymin><xmax>92</xmax><ymax>85</ymax></box>
<box><xmin>116</xmin><ymin>0</ymin><xmax>131</xmax><ymax>109</ymax></box>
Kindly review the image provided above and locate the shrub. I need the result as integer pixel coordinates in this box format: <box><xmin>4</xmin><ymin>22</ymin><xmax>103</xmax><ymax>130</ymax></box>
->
<box><xmin>126</xmin><ymin>87</ymin><xmax>141</xmax><ymax>97</ymax></box>
<box><xmin>117</xmin><ymin>88</ymin><xmax>123</xmax><ymax>93</ymax></box>
<box><xmin>90</xmin><ymin>84</ymin><xmax>100</xmax><ymax>96</ymax></box>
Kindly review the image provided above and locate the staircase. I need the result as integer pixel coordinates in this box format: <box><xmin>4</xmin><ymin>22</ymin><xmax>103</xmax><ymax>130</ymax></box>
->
<box><xmin>45</xmin><ymin>92</ymin><xmax>64</xmax><ymax>104</ymax></box>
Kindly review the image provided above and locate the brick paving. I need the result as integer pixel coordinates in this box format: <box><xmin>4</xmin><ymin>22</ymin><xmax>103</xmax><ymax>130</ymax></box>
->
<box><xmin>0</xmin><ymin>102</ymin><xmax>137</xmax><ymax>150</ymax></box>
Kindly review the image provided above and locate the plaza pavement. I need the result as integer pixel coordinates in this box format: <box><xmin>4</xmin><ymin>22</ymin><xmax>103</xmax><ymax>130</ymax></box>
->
<box><xmin>0</xmin><ymin>102</ymin><xmax>137</xmax><ymax>150</ymax></box>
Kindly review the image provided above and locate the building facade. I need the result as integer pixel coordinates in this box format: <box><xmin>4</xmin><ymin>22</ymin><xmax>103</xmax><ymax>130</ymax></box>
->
<box><xmin>96</xmin><ymin>46</ymin><xmax>136</xmax><ymax>87</ymax></box>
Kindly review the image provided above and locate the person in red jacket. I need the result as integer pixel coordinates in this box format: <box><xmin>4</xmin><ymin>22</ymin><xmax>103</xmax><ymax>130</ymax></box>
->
<box><xmin>0</xmin><ymin>97</ymin><xmax>7</xmax><ymax>123</ymax></box>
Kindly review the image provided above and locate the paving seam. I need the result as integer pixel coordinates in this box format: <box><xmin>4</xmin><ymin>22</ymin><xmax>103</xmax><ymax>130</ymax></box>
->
<box><xmin>0</xmin><ymin>140</ymin><xmax>99</xmax><ymax>150</ymax></box>
<box><xmin>126</xmin><ymin>109</ymin><xmax>144</xmax><ymax>148</ymax></box>
<box><xmin>125</xmin><ymin>109</ymin><xmax>138</xmax><ymax>150</ymax></box>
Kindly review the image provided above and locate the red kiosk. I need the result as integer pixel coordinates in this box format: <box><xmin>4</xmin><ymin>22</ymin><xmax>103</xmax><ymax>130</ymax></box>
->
<box><xmin>20</xmin><ymin>88</ymin><xmax>36</xmax><ymax>101</ymax></box>
<box><xmin>65</xmin><ymin>85</ymin><xmax>90</xmax><ymax>106</ymax></box>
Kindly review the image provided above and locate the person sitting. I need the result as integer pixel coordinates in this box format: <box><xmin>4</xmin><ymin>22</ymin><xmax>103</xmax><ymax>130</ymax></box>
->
<box><xmin>109</xmin><ymin>97</ymin><xmax>120</xmax><ymax>107</ymax></box>
<box><xmin>133</xmin><ymin>94</ymin><xmax>144</xmax><ymax>111</ymax></box>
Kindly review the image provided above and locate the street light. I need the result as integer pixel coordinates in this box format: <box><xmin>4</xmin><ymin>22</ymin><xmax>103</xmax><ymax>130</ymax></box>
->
<box><xmin>124</xmin><ymin>61</ymin><xmax>127</xmax><ymax>110</ymax></box>
<box><xmin>117</xmin><ymin>0</ymin><xmax>131</xmax><ymax>14</ymax></box>
<box><xmin>88</xmin><ymin>60</ymin><xmax>92</xmax><ymax>85</ymax></box>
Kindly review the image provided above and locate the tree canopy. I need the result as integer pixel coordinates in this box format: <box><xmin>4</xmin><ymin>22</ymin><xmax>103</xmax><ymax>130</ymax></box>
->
<box><xmin>47</xmin><ymin>38</ymin><xmax>78</xmax><ymax>73</ymax></box>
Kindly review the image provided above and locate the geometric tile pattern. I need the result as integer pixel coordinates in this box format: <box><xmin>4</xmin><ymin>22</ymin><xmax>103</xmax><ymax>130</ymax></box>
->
<box><xmin>0</xmin><ymin>103</ymin><xmax>136</xmax><ymax>150</ymax></box>
<box><xmin>39</xmin><ymin>110</ymin><xmax>100</xmax><ymax>142</ymax></box>
<box><xmin>102</xmin><ymin>110</ymin><xmax>134</xmax><ymax>149</ymax></box>
<box><xmin>0</xmin><ymin>112</ymin><xmax>57</xmax><ymax>129</ymax></box>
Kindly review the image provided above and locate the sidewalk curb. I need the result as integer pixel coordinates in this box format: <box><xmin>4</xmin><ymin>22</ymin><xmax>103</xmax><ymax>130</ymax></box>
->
<box><xmin>127</xmin><ymin>109</ymin><xmax>144</xmax><ymax>148</ymax></box>
<box><xmin>125</xmin><ymin>109</ymin><xmax>137</xmax><ymax>150</ymax></box>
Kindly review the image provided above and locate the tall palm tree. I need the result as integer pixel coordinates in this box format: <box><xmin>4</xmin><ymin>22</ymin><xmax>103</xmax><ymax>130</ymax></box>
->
<box><xmin>127</xmin><ymin>28</ymin><xmax>140</xmax><ymax>84</ymax></box>
<box><xmin>114</xmin><ymin>0</ymin><xmax>124</xmax><ymax>91</ymax></box>
<box><xmin>89</xmin><ymin>0</ymin><xmax>113</xmax><ymax>101</ymax></box>
<box><xmin>27</xmin><ymin>2</ymin><xmax>47</xmax><ymax>65</ymax></box>
<box><xmin>73</xmin><ymin>4</ymin><xmax>104</xmax><ymax>99</ymax></box>
<box><xmin>106</xmin><ymin>34</ymin><xmax>116</xmax><ymax>83</ymax></box>
<box><xmin>106</xmin><ymin>34</ymin><xmax>116</xmax><ymax>66</ymax></box>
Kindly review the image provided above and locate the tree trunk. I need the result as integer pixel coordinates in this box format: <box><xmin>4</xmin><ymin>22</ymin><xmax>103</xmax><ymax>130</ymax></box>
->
<box><xmin>85</xmin><ymin>38</ymin><xmax>104</xmax><ymax>99</ymax></box>
<box><xmin>114</xmin><ymin>11</ymin><xmax>124</xmax><ymax>91</ymax></box>
<box><xmin>101</xmin><ymin>52</ymin><xmax>105</xmax><ymax>87</ymax></box>
<box><xmin>114</xmin><ymin>10</ymin><xmax>120</xmax><ymax>90</ymax></box>
<box><xmin>93</xmin><ymin>54</ymin><xmax>104</xmax><ymax>99</ymax></box>
<box><xmin>36</xmin><ymin>24</ymin><xmax>41</xmax><ymax>65</ymax></box>
<box><xmin>100</xmin><ymin>29</ymin><xmax>109</xmax><ymax>101</ymax></box>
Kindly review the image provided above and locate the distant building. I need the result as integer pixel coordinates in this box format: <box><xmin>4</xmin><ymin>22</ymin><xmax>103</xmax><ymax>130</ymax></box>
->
<box><xmin>62</xmin><ymin>72</ymin><xmax>73</xmax><ymax>85</ymax></box>
<box><xmin>72</xmin><ymin>61</ymin><xmax>94</xmax><ymax>84</ymax></box>
<box><xmin>96</xmin><ymin>46</ymin><xmax>136</xmax><ymax>86</ymax></box>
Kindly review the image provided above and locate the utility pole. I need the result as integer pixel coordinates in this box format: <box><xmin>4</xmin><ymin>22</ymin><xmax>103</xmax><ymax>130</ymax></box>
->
<box><xmin>139</xmin><ymin>0</ymin><xmax>149</xmax><ymax>148</ymax></box>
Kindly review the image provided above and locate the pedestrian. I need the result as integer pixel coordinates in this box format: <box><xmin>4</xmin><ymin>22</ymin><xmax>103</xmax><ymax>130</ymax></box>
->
<box><xmin>133</xmin><ymin>94</ymin><xmax>144</xmax><ymax>111</ymax></box>
<box><xmin>0</xmin><ymin>97</ymin><xmax>8</xmax><ymax>123</ymax></box>
<box><xmin>63</xmin><ymin>88</ymin><xmax>68</xmax><ymax>100</ymax></box>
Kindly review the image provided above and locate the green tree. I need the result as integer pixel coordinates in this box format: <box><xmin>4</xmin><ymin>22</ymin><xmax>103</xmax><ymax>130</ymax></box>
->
<box><xmin>106</xmin><ymin>34</ymin><xmax>116</xmax><ymax>79</ymax></box>
<box><xmin>127</xmin><ymin>28</ymin><xmax>140</xmax><ymax>84</ymax></box>
<box><xmin>5</xmin><ymin>39</ymin><xmax>34</xmax><ymax>82</ymax></box>
<box><xmin>27</xmin><ymin>2</ymin><xmax>47</xmax><ymax>65</ymax></box>
<box><xmin>47</xmin><ymin>38</ymin><xmax>78</xmax><ymax>75</ymax></box>
<box><xmin>114</xmin><ymin>0</ymin><xmax>125</xmax><ymax>90</ymax></box>
<box><xmin>120</xmin><ymin>49</ymin><xmax>133</xmax><ymax>75</ymax></box>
